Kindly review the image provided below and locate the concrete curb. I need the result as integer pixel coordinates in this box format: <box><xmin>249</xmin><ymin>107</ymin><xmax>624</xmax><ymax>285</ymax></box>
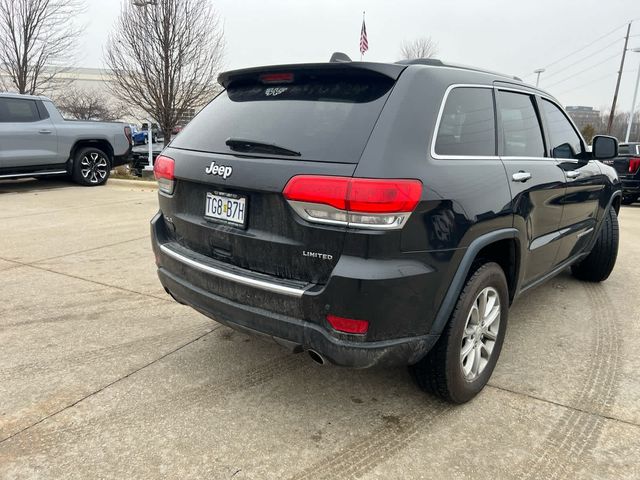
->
<box><xmin>109</xmin><ymin>178</ymin><xmax>158</xmax><ymax>189</ymax></box>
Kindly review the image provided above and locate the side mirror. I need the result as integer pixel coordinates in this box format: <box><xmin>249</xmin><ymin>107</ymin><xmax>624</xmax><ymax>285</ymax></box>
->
<box><xmin>592</xmin><ymin>135</ymin><xmax>618</xmax><ymax>160</ymax></box>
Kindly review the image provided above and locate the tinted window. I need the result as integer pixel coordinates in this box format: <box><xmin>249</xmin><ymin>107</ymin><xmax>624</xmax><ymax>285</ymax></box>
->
<box><xmin>0</xmin><ymin>98</ymin><xmax>40</xmax><ymax>123</ymax></box>
<box><xmin>541</xmin><ymin>99</ymin><xmax>582</xmax><ymax>159</ymax></box>
<box><xmin>434</xmin><ymin>87</ymin><xmax>495</xmax><ymax>156</ymax></box>
<box><xmin>170</xmin><ymin>75</ymin><xmax>395</xmax><ymax>163</ymax></box>
<box><xmin>497</xmin><ymin>91</ymin><xmax>545</xmax><ymax>157</ymax></box>
<box><xmin>36</xmin><ymin>100</ymin><xmax>50</xmax><ymax>120</ymax></box>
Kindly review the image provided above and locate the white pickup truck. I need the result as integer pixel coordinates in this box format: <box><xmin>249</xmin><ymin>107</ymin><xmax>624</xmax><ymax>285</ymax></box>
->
<box><xmin>0</xmin><ymin>93</ymin><xmax>132</xmax><ymax>186</ymax></box>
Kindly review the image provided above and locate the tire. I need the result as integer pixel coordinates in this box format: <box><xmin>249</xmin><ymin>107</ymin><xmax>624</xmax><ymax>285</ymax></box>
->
<box><xmin>72</xmin><ymin>147</ymin><xmax>111</xmax><ymax>186</ymax></box>
<box><xmin>571</xmin><ymin>207</ymin><xmax>619</xmax><ymax>282</ymax></box>
<box><xmin>410</xmin><ymin>262</ymin><xmax>509</xmax><ymax>404</ymax></box>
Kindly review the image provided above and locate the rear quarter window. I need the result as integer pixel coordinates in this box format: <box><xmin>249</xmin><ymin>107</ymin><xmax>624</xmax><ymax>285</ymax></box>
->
<box><xmin>434</xmin><ymin>87</ymin><xmax>496</xmax><ymax>157</ymax></box>
<box><xmin>170</xmin><ymin>75</ymin><xmax>395</xmax><ymax>163</ymax></box>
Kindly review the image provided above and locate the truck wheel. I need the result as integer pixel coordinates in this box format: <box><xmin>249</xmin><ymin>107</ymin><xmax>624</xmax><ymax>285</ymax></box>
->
<box><xmin>72</xmin><ymin>147</ymin><xmax>111</xmax><ymax>186</ymax></box>
<box><xmin>571</xmin><ymin>207</ymin><xmax>619</xmax><ymax>282</ymax></box>
<box><xmin>410</xmin><ymin>262</ymin><xmax>508</xmax><ymax>404</ymax></box>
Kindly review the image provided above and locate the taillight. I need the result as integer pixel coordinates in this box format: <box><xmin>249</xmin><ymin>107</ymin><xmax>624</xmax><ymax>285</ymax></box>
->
<box><xmin>327</xmin><ymin>315</ymin><xmax>369</xmax><ymax>334</ymax></box>
<box><xmin>629</xmin><ymin>157</ymin><xmax>640</xmax><ymax>173</ymax></box>
<box><xmin>283</xmin><ymin>175</ymin><xmax>422</xmax><ymax>230</ymax></box>
<box><xmin>124</xmin><ymin>126</ymin><xmax>132</xmax><ymax>146</ymax></box>
<box><xmin>154</xmin><ymin>155</ymin><xmax>175</xmax><ymax>195</ymax></box>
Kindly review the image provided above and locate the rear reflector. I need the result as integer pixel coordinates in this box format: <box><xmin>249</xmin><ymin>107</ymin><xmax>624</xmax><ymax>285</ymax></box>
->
<box><xmin>154</xmin><ymin>155</ymin><xmax>175</xmax><ymax>195</ymax></box>
<box><xmin>283</xmin><ymin>175</ymin><xmax>422</xmax><ymax>230</ymax></box>
<box><xmin>629</xmin><ymin>157</ymin><xmax>640</xmax><ymax>173</ymax></box>
<box><xmin>327</xmin><ymin>315</ymin><xmax>369</xmax><ymax>334</ymax></box>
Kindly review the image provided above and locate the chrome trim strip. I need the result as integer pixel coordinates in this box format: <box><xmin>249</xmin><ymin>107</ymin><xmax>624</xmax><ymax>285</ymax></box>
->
<box><xmin>0</xmin><ymin>170</ymin><xmax>67</xmax><ymax>179</ymax></box>
<box><xmin>159</xmin><ymin>244</ymin><xmax>308</xmax><ymax>297</ymax></box>
<box><xmin>577</xmin><ymin>227</ymin><xmax>594</xmax><ymax>239</ymax></box>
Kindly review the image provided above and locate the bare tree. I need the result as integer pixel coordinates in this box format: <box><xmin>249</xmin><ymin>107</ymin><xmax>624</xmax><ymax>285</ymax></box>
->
<box><xmin>105</xmin><ymin>0</ymin><xmax>224</xmax><ymax>145</ymax></box>
<box><xmin>0</xmin><ymin>0</ymin><xmax>84</xmax><ymax>95</ymax></box>
<box><xmin>55</xmin><ymin>88</ymin><xmax>124</xmax><ymax>122</ymax></box>
<box><xmin>400</xmin><ymin>37</ymin><xmax>439</xmax><ymax>60</ymax></box>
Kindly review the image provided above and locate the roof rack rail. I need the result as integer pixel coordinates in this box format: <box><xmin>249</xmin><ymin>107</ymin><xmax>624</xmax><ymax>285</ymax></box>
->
<box><xmin>330</xmin><ymin>52</ymin><xmax>352</xmax><ymax>63</ymax></box>
<box><xmin>396</xmin><ymin>58</ymin><xmax>522</xmax><ymax>82</ymax></box>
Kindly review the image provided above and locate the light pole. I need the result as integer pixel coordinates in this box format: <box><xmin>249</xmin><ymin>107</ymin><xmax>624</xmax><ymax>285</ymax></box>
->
<box><xmin>534</xmin><ymin>68</ymin><xmax>545</xmax><ymax>87</ymax></box>
<box><xmin>132</xmin><ymin>0</ymin><xmax>157</xmax><ymax>172</ymax></box>
<box><xmin>625</xmin><ymin>47</ymin><xmax>640</xmax><ymax>143</ymax></box>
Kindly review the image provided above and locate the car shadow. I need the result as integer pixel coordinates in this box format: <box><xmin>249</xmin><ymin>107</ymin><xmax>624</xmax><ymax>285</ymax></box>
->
<box><xmin>0</xmin><ymin>177</ymin><xmax>73</xmax><ymax>194</ymax></box>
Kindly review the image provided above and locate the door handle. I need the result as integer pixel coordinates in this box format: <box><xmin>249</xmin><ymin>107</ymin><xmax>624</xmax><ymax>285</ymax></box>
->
<box><xmin>38</xmin><ymin>129</ymin><xmax>52</xmax><ymax>134</ymax></box>
<box><xmin>512</xmin><ymin>171</ymin><xmax>532</xmax><ymax>182</ymax></box>
<box><xmin>566</xmin><ymin>171</ymin><xmax>581</xmax><ymax>179</ymax></box>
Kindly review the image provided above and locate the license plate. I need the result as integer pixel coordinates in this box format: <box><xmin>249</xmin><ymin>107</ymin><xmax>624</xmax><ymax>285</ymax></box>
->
<box><xmin>204</xmin><ymin>191</ymin><xmax>247</xmax><ymax>227</ymax></box>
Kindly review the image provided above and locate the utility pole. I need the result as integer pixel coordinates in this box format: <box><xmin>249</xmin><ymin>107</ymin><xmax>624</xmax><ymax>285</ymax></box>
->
<box><xmin>607</xmin><ymin>22</ymin><xmax>632</xmax><ymax>134</ymax></box>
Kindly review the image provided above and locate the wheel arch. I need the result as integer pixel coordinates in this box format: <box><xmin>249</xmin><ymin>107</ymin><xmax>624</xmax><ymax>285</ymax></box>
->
<box><xmin>68</xmin><ymin>140</ymin><xmax>115</xmax><ymax>170</ymax></box>
<box><xmin>429</xmin><ymin>228</ymin><xmax>520</xmax><ymax>336</ymax></box>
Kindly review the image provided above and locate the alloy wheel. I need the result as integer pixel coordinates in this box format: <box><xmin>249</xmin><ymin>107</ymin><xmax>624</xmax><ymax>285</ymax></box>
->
<box><xmin>460</xmin><ymin>286</ymin><xmax>501</xmax><ymax>381</ymax></box>
<box><xmin>80</xmin><ymin>152</ymin><xmax>108</xmax><ymax>184</ymax></box>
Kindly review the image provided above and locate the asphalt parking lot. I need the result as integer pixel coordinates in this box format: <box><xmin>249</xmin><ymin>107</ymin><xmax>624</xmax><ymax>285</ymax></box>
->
<box><xmin>1</xmin><ymin>178</ymin><xmax>639</xmax><ymax>479</ymax></box>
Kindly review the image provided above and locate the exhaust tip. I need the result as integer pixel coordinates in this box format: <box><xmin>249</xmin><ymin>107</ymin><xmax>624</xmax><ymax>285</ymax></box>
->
<box><xmin>308</xmin><ymin>349</ymin><xmax>326</xmax><ymax>366</ymax></box>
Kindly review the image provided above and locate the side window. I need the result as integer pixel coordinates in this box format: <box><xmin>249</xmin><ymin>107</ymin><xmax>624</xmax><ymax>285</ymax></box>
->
<box><xmin>497</xmin><ymin>91</ymin><xmax>545</xmax><ymax>158</ymax></box>
<box><xmin>434</xmin><ymin>87</ymin><xmax>495</xmax><ymax>157</ymax></box>
<box><xmin>0</xmin><ymin>98</ymin><xmax>40</xmax><ymax>123</ymax></box>
<box><xmin>541</xmin><ymin>99</ymin><xmax>583</xmax><ymax>159</ymax></box>
<box><xmin>36</xmin><ymin>100</ymin><xmax>50</xmax><ymax>120</ymax></box>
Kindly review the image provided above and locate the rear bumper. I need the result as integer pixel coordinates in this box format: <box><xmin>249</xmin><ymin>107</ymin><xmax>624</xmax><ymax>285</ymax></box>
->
<box><xmin>151</xmin><ymin>212</ymin><xmax>440</xmax><ymax>368</ymax></box>
<box><xmin>620</xmin><ymin>178</ymin><xmax>640</xmax><ymax>196</ymax></box>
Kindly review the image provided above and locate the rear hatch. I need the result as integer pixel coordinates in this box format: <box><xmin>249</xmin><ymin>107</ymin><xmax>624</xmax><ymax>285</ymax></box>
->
<box><xmin>613</xmin><ymin>143</ymin><xmax>640</xmax><ymax>176</ymax></box>
<box><xmin>162</xmin><ymin>63</ymin><xmax>403</xmax><ymax>284</ymax></box>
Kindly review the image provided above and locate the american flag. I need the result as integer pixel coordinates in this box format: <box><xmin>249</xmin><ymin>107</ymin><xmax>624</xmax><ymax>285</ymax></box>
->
<box><xmin>359</xmin><ymin>17</ymin><xmax>368</xmax><ymax>56</ymax></box>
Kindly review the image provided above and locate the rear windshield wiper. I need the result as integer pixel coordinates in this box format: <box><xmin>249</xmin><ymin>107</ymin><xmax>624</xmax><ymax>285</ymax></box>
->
<box><xmin>225</xmin><ymin>137</ymin><xmax>301</xmax><ymax>157</ymax></box>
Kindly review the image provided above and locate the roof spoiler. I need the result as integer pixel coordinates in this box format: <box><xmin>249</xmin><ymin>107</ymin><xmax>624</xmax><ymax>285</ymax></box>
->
<box><xmin>218</xmin><ymin>62</ymin><xmax>406</xmax><ymax>89</ymax></box>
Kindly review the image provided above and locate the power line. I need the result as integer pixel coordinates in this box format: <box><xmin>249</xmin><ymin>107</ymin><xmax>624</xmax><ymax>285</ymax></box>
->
<box><xmin>554</xmin><ymin>72</ymin><xmax>617</xmax><ymax>96</ymax></box>
<box><xmin>539</xmin><ymin>22</ymin><xmax>628</xmax><ymax>71</ymax></box>
<box><xmin>543</xmin><ymin>52</ymin><xmax>621</xmax><ymax>89</ymax></box>
<box><xmin>542</xmin><ymin>37</ymin><xmax>623</xmax><ymax>81</ymax></box>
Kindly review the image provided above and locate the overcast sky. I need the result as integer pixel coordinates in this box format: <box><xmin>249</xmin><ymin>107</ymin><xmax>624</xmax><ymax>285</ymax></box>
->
<box><xmin>79</xmin><ymin>0</ymin><xmax>639</xmax><ymax>112</ymax></box>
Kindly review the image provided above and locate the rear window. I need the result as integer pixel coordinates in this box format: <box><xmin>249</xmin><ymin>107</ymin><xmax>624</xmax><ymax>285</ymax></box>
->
<box><xmin>170</xmin><ymin>74</ymin><xmax>395</xmax><ymax>163</ymax></box>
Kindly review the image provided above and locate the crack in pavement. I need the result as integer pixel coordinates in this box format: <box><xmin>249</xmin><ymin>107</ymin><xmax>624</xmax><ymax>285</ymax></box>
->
<box><xmin>486</xmin><ymin>383</ymin><xmax>640</xmax><ymax>430</ymax></box>
<box><xmin>0</xmin><ymin>198</ymin><xmax>153</xmax><ymax>220</ymax></box>
<box><xmin>0</xmin><ymin>235</ymin><xmax>149</xmax><ymax>266</ymax></box>
<box><xmin>0</xmin><ymin>326</ymin><xmax>221</xmax><ymax>445</ymax></box>
<box><xmin>0</xmin><ymin>255</ymin><xmax>172</xmax><ymax>304</ymax></box>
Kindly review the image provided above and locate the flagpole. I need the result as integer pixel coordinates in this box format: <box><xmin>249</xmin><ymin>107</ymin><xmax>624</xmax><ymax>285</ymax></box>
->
<box><xmin>360</xmin><ymin>11</ymin><xmax>365</xmax><ymax>61</ymax></box>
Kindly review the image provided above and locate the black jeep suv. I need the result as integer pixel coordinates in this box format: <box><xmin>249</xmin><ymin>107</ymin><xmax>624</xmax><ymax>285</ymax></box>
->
<box><xmin>151</xmin><ymin>58</ymin><xmax>621</xmax><ymax>403</ymax></box>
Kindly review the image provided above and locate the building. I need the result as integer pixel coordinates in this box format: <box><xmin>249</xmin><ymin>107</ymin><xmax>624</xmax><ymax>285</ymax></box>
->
<box><xmin>565</xmin><ymin>106</ymin><xmax>601</xmax><ymax>131</ymax></box>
